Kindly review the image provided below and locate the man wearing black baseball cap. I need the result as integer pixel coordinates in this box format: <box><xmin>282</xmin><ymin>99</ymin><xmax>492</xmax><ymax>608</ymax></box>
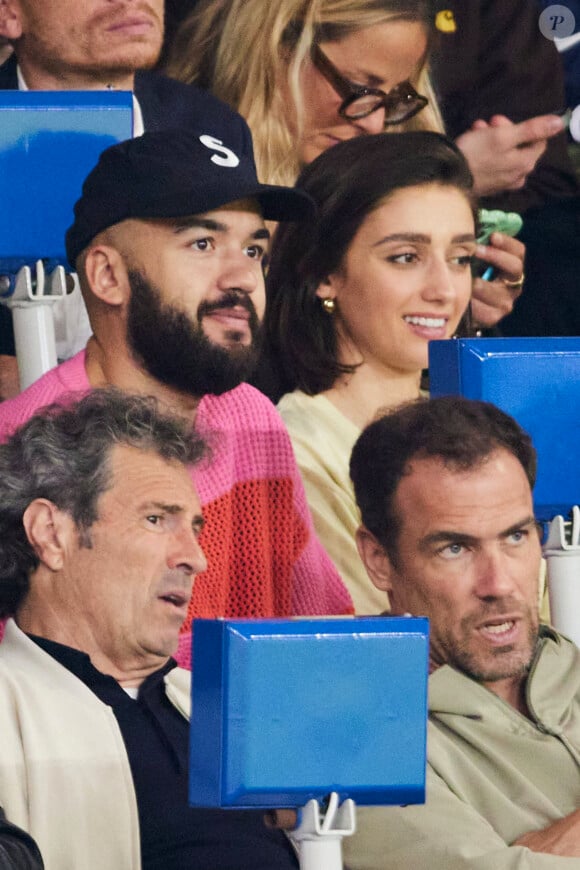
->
<box><xmin>0</xmin><ymin>128</ymin><xmax>353</xmax><ymax>666</ymax></box>
<box><xmin>63</xmin><ymin>128</ymin><xmax>312</xmax><ymax>400</ymax></box>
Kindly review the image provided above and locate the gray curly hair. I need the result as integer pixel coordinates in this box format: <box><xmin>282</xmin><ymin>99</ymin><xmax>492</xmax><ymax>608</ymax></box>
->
<box><xmin>0</xmin><ymin>388</ymin><xmax>206</xmax><ymax>617</ymax></box>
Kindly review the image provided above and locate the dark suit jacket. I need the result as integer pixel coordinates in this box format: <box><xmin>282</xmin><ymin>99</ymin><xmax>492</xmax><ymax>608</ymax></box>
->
<box><xmin>0</xmin><ymin>54</ymin><xmax>254</xmax><ymax>355</ymax></box>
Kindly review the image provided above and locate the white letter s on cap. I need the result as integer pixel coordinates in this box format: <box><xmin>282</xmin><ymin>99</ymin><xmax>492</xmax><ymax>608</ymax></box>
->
<box><xmin>199</xmin><ymin>135</ymin><xmax>240</xmax><ymax>168</ymax></box>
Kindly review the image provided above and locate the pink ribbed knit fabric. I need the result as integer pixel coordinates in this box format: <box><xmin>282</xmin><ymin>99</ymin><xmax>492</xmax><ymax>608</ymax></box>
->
<box><xmin>0</xmin><ymin>352</ymin><xmax>353</xmax><ymax>668</ymax></box>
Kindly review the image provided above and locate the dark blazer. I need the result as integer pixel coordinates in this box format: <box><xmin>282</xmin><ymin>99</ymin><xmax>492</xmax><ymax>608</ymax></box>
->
<box><xmin>0</xmin><ymin>55</ymin><xmax>254</xmax><ymax>356</ymax></box>
<box><xmin>0</xmin><ymin>54</ymin><xmax>252</xmax><ymax>150</ymax></box>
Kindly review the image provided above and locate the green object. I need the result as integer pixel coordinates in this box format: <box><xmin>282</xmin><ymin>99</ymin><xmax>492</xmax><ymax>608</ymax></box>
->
<box><xmin>476</xmin><ymin>209</ymin><xmax>523</xmax><ymax>245</ymax></box>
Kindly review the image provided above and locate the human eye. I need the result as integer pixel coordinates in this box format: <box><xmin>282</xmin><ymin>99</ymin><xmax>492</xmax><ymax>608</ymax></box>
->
<box><xmin>507</xmin><ymin>528</ymin><xmax>529</xmax><ymax>545</ymax></box>
<box><xmin>244</xmin><ymin>243</ymin><xmax>266</xmax><ymax>261</ymax></box>
<box><xmin>189</xmin><ymin>237</ymin><xmax>215</xmax><ymax>252</ymax></box>
<box><xmin>349</xmin><ymin>76</ymin><xmax>369</xmax><ymax>91</ymax></box>
<box><xmin>437</xmin><ymin>541</ymin><xmax>466</xmax><ymax>560</ymax></box>
<box><xmin>146</xmin><ymin>513</ymin><xmax>164</xmax><ymax>527</ymax></box>
<box><xmin>450</xmin><ymin>253</ymin><xmax>474</xmax><ymax>270</ymax></box>
<box><xmin>388</xmin><ymin>251</ymin><xmax>418</xmax><ymax>265</ymax></box>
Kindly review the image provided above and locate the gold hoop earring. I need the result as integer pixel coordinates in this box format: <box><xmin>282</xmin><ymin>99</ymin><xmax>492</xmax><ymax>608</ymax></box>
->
<box><xmin>321</xmin><ymin>297</ymin><xmax>336</xmax><ymax>314</ymax></box>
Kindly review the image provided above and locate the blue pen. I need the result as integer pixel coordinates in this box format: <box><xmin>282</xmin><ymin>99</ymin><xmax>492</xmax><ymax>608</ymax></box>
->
<box><xmin>481</xmin><ymin>266</ymin><xmax>495</xmax><ymax>281</ymax></box>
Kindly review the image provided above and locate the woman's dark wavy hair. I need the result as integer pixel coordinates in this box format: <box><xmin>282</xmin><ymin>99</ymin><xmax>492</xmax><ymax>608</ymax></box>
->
<box><xmin>264</xmin><ymin>131</ymin><xmax>476</xmax><ymax>396</ymax></box>
<box><xmin>0</xmin><ymin>388</ymin><xmax>206</xmax><ymax>618</ymax></box>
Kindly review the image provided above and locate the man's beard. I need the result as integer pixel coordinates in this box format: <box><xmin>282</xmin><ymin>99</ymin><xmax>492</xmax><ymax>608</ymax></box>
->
<box><xmin>126</xmin><ymin>270</ymin><xmax>261</xmax><ymax>397</ymax></box>
<box><xmin>443</xmin><ymin>599</ymin><xmax>540</xmax><ymax>685</ymax></box>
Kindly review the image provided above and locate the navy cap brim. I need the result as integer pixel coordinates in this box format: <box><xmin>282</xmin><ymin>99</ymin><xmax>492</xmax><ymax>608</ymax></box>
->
<box><xmin>125</xmin><ymin>180</ymin><xmax>315</xmax><ymax>223</ymax></box>
<box><xmin>251</xmin><ymin>185</ymin><xmax>315</xmax><ymax>222</ymax></box>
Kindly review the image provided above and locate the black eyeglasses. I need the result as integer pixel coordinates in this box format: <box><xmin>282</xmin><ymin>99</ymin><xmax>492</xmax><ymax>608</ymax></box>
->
<box><xmin>311</xmin><ymin>44</ymin><xmax>428</xmax><ymax>125</ymax></box>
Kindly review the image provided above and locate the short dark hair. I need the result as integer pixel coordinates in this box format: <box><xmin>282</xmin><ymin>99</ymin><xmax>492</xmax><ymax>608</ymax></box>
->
<box><xmin>263</xmin><ymin>131</ymin><xmax>476</xmax><ymax>396</ymax></box>
<box><xmin>0</xmin><ymin>388</ymin><xmax>206</xmax><ymax>617</ymax></box>
<box><xmin>350</xmin><ymin>396</ymin><xmax>536</xmax><ymax>561</ymax></box>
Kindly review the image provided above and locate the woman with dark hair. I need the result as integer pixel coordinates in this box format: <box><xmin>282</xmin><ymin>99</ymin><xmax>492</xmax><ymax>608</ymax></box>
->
<box><xmin>263</xmin><ymin>131</ymin><xmax>511</xmax><ymax>612</ymax></box>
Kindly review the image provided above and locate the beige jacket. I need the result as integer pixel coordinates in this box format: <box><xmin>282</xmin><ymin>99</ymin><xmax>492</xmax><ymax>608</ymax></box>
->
<box><xmin>345</xmin><ymin>626</ymin><xmax>580</xmax><ymax>869</ymax></box>
<box><xmin>0</xmin><ymin>619</ymin><xmax>191</xmax><ymax>870</ymax></box>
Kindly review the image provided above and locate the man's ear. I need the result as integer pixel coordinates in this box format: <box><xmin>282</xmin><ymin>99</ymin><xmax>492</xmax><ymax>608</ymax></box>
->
<box><xmin>22</xmin><ymin>499</ymin><xmax>73</xmax><ymax>572</ymax></box>
<box><xmin>83</xmin><ymin>245</ymin><xmax>130</xmax><ymax>308</ymax></box>
<box><xmin>0</xmin><ymin>0</ymin><xmax>23</xmax><ymax>40</ymax></box>
<box><xmin>356</xmin><ymin>525</ymin><xmax>394</xmax><ymax>593</ymax></box>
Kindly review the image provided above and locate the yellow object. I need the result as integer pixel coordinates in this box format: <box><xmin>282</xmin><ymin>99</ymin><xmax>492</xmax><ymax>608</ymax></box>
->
<box><xmin>435</xmin><ymin>9</ymin><xmax>457</xmax><ymax>32</ymax></box>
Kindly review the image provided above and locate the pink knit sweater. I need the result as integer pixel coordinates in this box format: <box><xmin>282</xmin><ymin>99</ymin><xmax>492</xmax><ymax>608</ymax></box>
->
<box><xmin>0</xmin><ymin>352</ymin><xmax>353</xmax><ymax>667</ymax></box>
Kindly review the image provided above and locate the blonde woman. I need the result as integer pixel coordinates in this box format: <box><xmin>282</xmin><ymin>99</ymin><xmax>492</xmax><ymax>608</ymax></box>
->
<box><xmin>167</xmin><ymin>0</ymin><xmax>440</xmax><ymax>184</ymax></box>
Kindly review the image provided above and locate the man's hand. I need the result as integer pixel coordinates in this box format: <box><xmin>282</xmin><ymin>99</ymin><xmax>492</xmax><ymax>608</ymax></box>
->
<box><xmin>0</xmin><ymin>355</ymin><xmax>20</xmax><ymax>401</ymax></box>
<box><xmin>457</xmin><ymin>114</ymin><xmax>565</xmax><ymax>196</ymax></box>
<box><xmin>471</xmin><ymin>232</ymin><xmax>525</xmax><ymax>328</ymax></box>
<box><xmin>264</xmin><ymin>809</ymin><xmax>298</xmax><ymax>830</ymax></box>
<box><xmin>514</xmin><ymin>808</ymin><xmax>580</xmax><ymax>856</ymax></box>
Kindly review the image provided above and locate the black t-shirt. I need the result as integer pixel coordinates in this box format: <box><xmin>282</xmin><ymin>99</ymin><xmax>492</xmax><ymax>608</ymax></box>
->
<box><xmin>30</xmin><ymin>635</ymin><xmax>298</xmax><ymax>870</ymax></box>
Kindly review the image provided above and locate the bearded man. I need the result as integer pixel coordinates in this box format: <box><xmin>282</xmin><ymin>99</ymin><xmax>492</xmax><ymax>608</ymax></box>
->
<box><xmin>0</xmin><ymin>130</ymin><xmax>352</xmax><ymax>666</ymax></box>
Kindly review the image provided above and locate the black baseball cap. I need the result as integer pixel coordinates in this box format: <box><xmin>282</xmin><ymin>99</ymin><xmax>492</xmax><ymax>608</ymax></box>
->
<box><xmin>65</xmin><ymin>129</ymin><xmax>314</xmax><ymax>267</ymax></box>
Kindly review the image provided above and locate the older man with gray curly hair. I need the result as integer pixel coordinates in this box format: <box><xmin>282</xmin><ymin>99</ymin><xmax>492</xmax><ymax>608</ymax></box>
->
<box><xmin>0</xmin><ymin>389</ymin><xmax>300</xmax><ymax>870</ymax></box>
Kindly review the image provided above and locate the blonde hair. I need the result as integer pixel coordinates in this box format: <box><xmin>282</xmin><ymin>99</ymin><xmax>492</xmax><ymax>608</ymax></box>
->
<box><xmin>166</xmin><ymin>0</ymin><xmax>443</xmax><ymax>185</ymax></box>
